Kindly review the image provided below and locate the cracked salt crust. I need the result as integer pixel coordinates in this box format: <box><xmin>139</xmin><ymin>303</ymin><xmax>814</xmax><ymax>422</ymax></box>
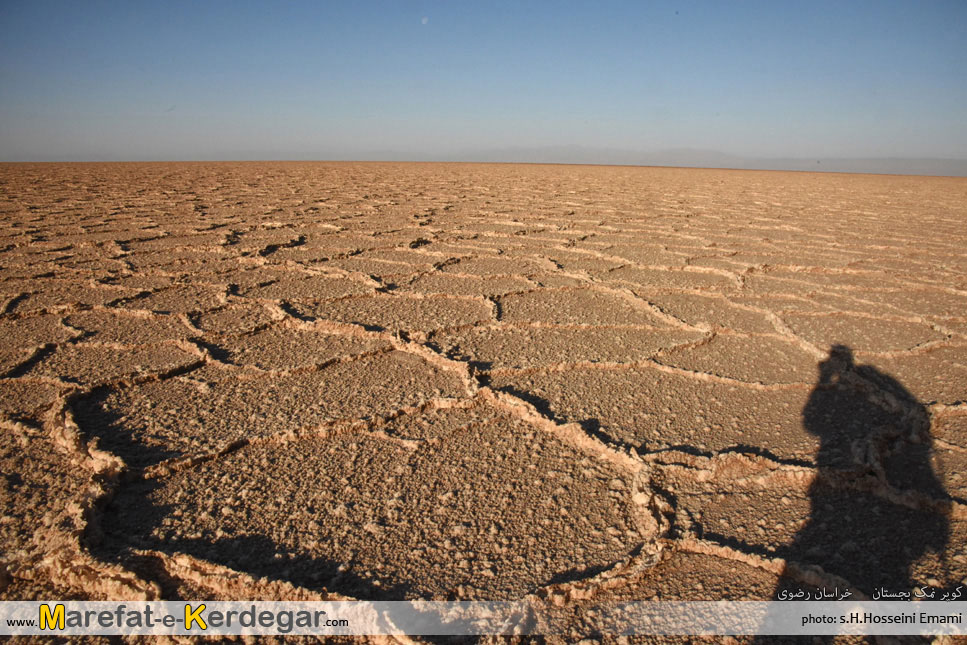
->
<box><xmin>1</xmin><ymin>162</ymin><xmax>964</xmax><ymax>621</ymax></box>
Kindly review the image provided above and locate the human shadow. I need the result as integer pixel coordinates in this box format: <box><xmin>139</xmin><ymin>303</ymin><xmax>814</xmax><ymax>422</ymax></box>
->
<box><xmin>772</xmin><ymin>344</ymin><xmax>951</xmax><ymax>602</ymax></box>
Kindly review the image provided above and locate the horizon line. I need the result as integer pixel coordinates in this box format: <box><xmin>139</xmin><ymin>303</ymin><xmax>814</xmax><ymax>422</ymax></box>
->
<box><xmin>3</xmin><ymin>158</ymin><xmax>967</xmax><ymax>179</ymax></box>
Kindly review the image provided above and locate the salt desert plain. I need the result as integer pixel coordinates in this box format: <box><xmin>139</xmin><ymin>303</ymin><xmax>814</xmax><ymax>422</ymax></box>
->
<box><xmin>1</xmin><ymin>162</ymin><xmax>966</xmax><ymax>632</ymax></box>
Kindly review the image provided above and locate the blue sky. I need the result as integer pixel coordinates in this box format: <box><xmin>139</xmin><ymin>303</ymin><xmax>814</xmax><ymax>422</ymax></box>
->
<box><xmin>1</xmin><ymin>1</ymin><xmax>965</xmax><ymax>167</ymax></box>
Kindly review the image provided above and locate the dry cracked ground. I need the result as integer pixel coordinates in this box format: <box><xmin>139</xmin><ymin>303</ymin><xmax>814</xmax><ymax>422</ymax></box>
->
<box><xmin>1</xmin><ymin>162</ymin><xmax>966</xmax><ymax>640</ymax></box>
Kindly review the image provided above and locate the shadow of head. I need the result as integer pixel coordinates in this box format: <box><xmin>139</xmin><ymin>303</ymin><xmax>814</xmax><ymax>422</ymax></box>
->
<box><xmin>816</xmin><ymin>343</ymin><xmax>853</xmax><ymax>385</ymax></box>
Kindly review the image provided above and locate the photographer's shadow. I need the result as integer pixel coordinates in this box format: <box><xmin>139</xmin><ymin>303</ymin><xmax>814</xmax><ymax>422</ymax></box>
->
<box><xmin>775</xmin><ymin>344</ymin><xmax>950</xmax><ymax>599</ymax></box>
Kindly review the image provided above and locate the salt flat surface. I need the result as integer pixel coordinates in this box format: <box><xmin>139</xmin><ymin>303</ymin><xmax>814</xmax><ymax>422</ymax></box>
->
<box><xmin>1</xmin><ymin>162</ymin><xmax>965</xmax><ymax>627</ymax></box>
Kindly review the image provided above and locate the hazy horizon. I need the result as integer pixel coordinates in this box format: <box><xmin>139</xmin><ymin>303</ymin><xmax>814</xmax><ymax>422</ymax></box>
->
<box><xmin>1</xmin><ymin>1</ymin><xmax>965</xmax><ymax>175</ymax></box>
<box><xmin>5</xmin><ymin>149</ymin><xmax>966</xmax><ymax>179</ymax></box>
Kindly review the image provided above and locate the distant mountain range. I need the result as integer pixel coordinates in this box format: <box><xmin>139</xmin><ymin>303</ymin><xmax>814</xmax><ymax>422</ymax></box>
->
<box><xmin>419</xmin><ymin>146</ymin><xmax>967</xmax><ymax>177</ymax></box>
<box><xmin>10</xmin><ymin>146</ymin><xmax>966</xmax><ymax>177</ymax></box>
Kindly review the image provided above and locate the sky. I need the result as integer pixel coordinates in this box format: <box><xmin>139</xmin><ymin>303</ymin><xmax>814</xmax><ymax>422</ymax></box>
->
<box><xmin>1</xmin><ymin>1</ymin><xmax>965</xmax><ymax>171</ymax></box>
